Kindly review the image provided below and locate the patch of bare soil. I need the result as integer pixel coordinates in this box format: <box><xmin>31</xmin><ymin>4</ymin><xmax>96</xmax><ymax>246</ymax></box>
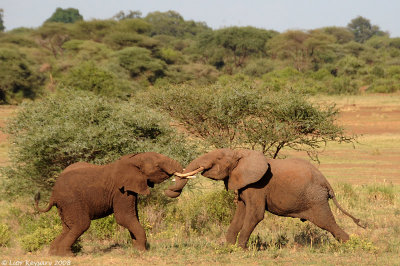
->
<box><xmin>339</xmin><ymin>104</ymin><xmax>400</xmax><ymax>135</ymax></box>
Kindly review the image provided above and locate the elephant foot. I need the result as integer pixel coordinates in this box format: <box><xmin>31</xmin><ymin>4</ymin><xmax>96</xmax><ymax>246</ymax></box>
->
<box><xmin>226</xmin><ymin>234</ymin><xmax>238</xmax><ymax>245</ymax></box>
<box><xmin>133</xmin><ymin>241</ymin><xmax>147</xmax><ymax>251</ymax></box>
<box><xmin>49</xmin><ymin>247</ymin><xmax>74</xmax><ymax>257</ymax></box>
<box><xmin>337</xmin><ymin>232</ymin><xmax>350</xmax><ymax>243</ymax></box>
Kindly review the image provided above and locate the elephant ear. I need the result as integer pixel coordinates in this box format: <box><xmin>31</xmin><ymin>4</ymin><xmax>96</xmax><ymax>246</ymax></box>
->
<box><xmin>113</xmin><ymin>159</ymin><xmax>150</xmax><ymax>195</ymax></box>
<box><xmin>228</xmin><ymin>150</ymin><xmax>269</xmax><ymax>190</ymax></box>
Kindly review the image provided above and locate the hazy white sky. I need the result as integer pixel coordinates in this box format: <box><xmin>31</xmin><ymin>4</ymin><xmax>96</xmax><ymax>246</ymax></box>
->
<box><xmin>2</xmin><ymin>0</ymin><xmax>400</xmax><ymax>37</ymax></box>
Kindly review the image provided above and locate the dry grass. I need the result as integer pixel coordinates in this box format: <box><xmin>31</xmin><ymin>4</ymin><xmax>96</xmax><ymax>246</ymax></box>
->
<box><xmin>1</xmin><ymin>94</ymin><xmax>400</xmax><ymax>264</ymax></box>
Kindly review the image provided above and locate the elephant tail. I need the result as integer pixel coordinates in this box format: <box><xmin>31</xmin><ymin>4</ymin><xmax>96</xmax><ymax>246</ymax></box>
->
<box><xmin>34</xmin><ymin>192</ymin><xmax>55</xmax><ymax>213</ymax></box>
<box><xmin>328</xmin><ymin>188</ymin><xmax>367</xmax><ymax>229</ymax></box>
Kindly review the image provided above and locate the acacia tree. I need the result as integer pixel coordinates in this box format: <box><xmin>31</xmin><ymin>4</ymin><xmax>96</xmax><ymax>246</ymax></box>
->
<box><xmin>0</xmin><ymin>9</ymin><xmax>5</xmax><ymax>32</ymax></box>
<box><xmin>145</xmin><ymin>11</ymin><xmax>209</xmax><ymax>37</ymax></box>
<box><xmin>267</xmin><ymin>30</ymin><xmax>336</xmax><ymax>71</ymax></box>
<box><xmin>197</xmin><ymin>27</ymin><xmax>277</xmax><ymax>71</ymax></box>
<box><xmin>45</xmin><ymin>7</ymin><xmax>83</xmax><ymax>24</ymax></box>
<box><xmin>147</xmin><ymin>81</ymin><xmax>354</xmax><ymax>160</ymax></box>
<box><xmin>347</xmin><ymin>16</ymin><xmax>386</xmax><ymax>43</ymax></box>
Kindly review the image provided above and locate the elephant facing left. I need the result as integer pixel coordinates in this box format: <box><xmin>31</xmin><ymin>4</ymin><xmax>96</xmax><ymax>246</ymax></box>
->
<box><xmin>34</xmin><ymin>152</ymin><xmax>183</xmax><ymax>256</ymax></box>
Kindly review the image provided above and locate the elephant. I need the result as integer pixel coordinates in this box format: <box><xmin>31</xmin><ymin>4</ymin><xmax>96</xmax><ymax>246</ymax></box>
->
<box><xmin>35</xmin><ymin>152</ymin><xmax>183</xmax><ymax>256</ymax></box>
<box><xmin>165</xmin><ymin>148</ymin><xmax>365</xmax><ymax>249</ymax></box>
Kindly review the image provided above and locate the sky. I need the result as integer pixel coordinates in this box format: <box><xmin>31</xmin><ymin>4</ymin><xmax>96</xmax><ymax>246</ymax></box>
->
<box><xmin>2</xmin><ymin>0</ymin><xmax>400</xmax><ymax>37</ymax></box>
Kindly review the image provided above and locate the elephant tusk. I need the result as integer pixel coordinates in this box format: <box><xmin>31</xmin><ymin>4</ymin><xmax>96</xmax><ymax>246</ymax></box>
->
<box><xmin>174</xmin><ymin>167</ymin><xmax>204</xmax><ymax>178</ymax></box>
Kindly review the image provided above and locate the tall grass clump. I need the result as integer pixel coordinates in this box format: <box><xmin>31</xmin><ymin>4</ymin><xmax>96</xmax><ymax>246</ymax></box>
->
<box><xmin>365</xmin><ymin>183</ymin><xmax>396</xmax><ymax>204</ymax></box>
<box><xmin>166</xmin><ymin>189</ymin><xmax>235</xmax><ymax>235</ymax></box>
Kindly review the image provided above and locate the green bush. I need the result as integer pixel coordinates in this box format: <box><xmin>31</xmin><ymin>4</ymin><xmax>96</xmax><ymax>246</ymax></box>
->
<box><xmin>327</xmin><ymin>76</ymin><xmax>359</xmax><ymax>94</ymax></box>
<box><xmin>18</xmin><ymin>208</ymin><xmax>62</xmax><ymax>252</ymax></box>
<box><xmin>62</xmin><ymin>40</ymin><xmax>112</xmax><ymax>62</ymax></box>
<box><xmin>166</xmin><ymin>189</ymin><xmax>235</xmax><ymax>234</ymax></box>
<box><xmin>88</xmin><ymin>215</ymin><xmax>118</xmax><ymax>240</ymax></box>
<box><xmin>115</xmin><ymin>47</ymin><xmax>166</xmax><ymax>82</ymax></box>
<box><xmin>1</xmin><ymin>89</ymin><xmax>197</xmax><ymax>193</ymax></box>
<box><xmin>159</xmin><ymin>48</ymin><xmax>182</xmax><ymax>64</ymax></box>
<box><xmin>20</xmin><ymin>226</ymin><xmax>62</xmax><ymax>252</ymax></box>
<box><xmin>327</xmin><ymin>235</ymin><xmax>378</xmax><ymax>253</ymax></box>
<box><xmin>0</xmin><ymin>48</ymin><xmax>44</xmax><ymax>103</ymax></box>
<box><xmin>242</xmin><ymin>58</ymin><xmax>275</xmax><ymax>77</ymax></box>
<box><xmin>62</xmin><ymin>61</ymin><xmax>131</xmax><ymax>97</ymax></box>
<box><xmin>0</xmin><ymin>223</ymin><xmax>11</xmax><ymax>247</ymax></box>
<box><xmin>369</xmin><ymin>78</ymin><xmax>400</xmax><ymax>93</ymax></box>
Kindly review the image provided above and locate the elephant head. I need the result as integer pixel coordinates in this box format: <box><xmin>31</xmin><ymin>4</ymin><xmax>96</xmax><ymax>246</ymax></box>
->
<box><xmin>113</xmin><ymin>152</ymin><xmax>183</xmax><ymax>195</ymax></box>
<box><xmin>164</xmin><ymin>148</ymin><xmax>269</xmax><ymax>198</ymax></box>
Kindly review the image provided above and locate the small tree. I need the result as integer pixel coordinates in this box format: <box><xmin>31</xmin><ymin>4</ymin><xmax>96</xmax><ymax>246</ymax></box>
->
<box><xmin>0</xmin><ymin>48</ymin><xmax>44</xmax><ymax>103</ymax></box>
<box><xmin>148</xmin><ymin>81</ymin><xmax>354</xmax><ymax>160</ymax></box>
<box><xmin>45</xmin><ymin>8</ymin><xmax>83</xmax><ymax>24</ymax></box>
<box><xmin>0</xmin><ymin>9</ymin><xmax>5</xmax><ymax>32</ymax></box>
<box><xmin>112</xmin><ymin>10</ymin><xmax>142</xmax><ymax>20</ymax></box>
<box><xmin>347</xmin><ymin>16</ymin><xmax>386</xmax><ymax>43</ymax></box>
<box><xmin>197</xmin><ymin>27</ymin><xmax>277</xmax><ymax>70</ymax></box>
<box><xmin>115</xmin><ymin>47</ymin><xmax>166</xmax><ymax>82</ymax></box>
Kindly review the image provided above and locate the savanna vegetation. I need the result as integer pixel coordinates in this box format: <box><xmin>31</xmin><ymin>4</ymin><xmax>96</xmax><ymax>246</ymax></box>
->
<box><xmin>0</xmin><ymin>7</ymin><xmax>399</xmax><ymax>265</ymax></box>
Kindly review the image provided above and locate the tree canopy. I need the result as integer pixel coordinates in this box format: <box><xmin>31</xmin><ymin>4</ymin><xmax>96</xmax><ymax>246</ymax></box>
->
<box><xmin>0</xmin><ymin>9</ymin><xmax>5</xmax><ymax>31</ymax></box>
<box><xmin>45</xmin><ymin>7</ymin><xmax>83</xmax><ymax>24</ymax></box>
<box><xmin>347</xmin><ymin>16</ymin><xmax>387</xmax><ymax>43</ymax></box>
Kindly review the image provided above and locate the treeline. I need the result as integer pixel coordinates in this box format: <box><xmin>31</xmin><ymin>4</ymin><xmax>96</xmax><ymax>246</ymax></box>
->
<box><xmin>1</xmin><ymin>8</ymin><xmax>400</xmax><ymax>103</ymax></box>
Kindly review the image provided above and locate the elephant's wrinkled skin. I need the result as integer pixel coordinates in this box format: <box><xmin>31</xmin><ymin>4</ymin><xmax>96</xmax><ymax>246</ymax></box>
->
<box><xmin>165</xmin><ymin>148</ymin><xmax>365</xmax><ymax>249</ymax></box>
<box><xmin>35</xmin><ymin>152</ymin><xmax>183</xmax><ymax>256</ymax></box>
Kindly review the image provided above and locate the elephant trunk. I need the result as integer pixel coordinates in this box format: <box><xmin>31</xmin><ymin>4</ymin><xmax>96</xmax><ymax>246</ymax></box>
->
<box><xmin>159</xmin><ymin>157</ymin><xmax>184</xmax><ymax>176</ymax></box>
<box><xmin>164</xmin><ymin>160</ymin><xmax>203</xmax><ymax>198</ymax></box>
<box><xmin>164</xmin><ymin>177</ymin><xmax>189</xmax><ymax>198</ymax></box>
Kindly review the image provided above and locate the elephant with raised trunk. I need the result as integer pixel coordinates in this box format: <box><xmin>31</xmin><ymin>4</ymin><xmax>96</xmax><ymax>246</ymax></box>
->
<box><xmin>165</xmin><ymin>148</ymin><xmax>365</xmax><ymax>249</ymax></box>
<box><xmin>35</xmin><ymin>152</ymin><xmax>183</xmax><ymax>256</ymax></box>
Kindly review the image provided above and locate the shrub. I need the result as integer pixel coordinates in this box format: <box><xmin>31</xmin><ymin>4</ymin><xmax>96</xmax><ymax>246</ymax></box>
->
<box><xmin>62</xmin><ymin>40</ymin><xmax>112</xmax><ymax>62</ymax></box>
<box><xmin>115</xmin><ymin>47</ymin><xmax>166</xmax><ymax>82</ymax></box>
<box><xmin>1</xmin><ymin>89</ymin><xmax>197</xmax><ymax>193</ymax></box>
<box><xmin>62</xmin><ymin>61</ymin><xmax>131</xmax><ymax>97</ymax></box>
<box><xmin>0</xmin><ymin>223</ymin><xmax>11</xmax><ymax>247</ymax></box>
<box><xmin>166</xmin><ymin>189</ymin><xmax>235</xmax><ymax>234</ymax></box>
<box><xmin>0</xmin><ymin>48</ymin><xmax>44</xmax><ymax>103</ymax></box>
<box><xmin>336</xmin><ymin>55</ymin><xmax>365</xmax><ymax>76</ymax></box>
<box><xmin>366</xmin><ymin>183</ymin><xmax>395</xmax><ymax>204</ymax></box>
<box><xmin>20</xmin><ymin>227</ymin><xmax>62</xmax><ymax>252</ymax></box>
<box><xmin>18</xmin><ymin>209</ymin><xmax>62</xmax><ymax>252</ymax></box>
<box><xmin>88</xmin><ymin>215</ymin><xmax>118</xmax><ymax>240</ymax></box>
<box><xmin>369</xmin><ymin>78</ymin><xmax>400</xmax><ymax>93</ymax></box>
<box><xmin>159</xmin><ymin>48</ymin><xmax>182</xmax><ymax>64</ymax></box>
<box><xmin>242</xmin><ymin>58</ymin><xmax>275</xmax><ymax>77</ymax></box>
<box><xmin>327</xmin><ymin>76</ymin><xmax>359</xmax><ymax>94</ymax></box>
<box><xmin>327</xmin><ymin>235</ymin><xmax>378</xmax><ymax>253</ymax></box>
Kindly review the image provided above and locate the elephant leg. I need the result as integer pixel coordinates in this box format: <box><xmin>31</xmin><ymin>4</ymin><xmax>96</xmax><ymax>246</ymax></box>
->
<box><xmin>114</xmin><ymin>194</ymin><xmax>146</xmax><ymax>251</ymax></box>
<box><xmin>237</xmin><ymin>192</ymin><xmax>265</xmax><ymax>249</ymax></box>
<box><xmin>226</xmin><ymin>199</ymin><xmax>246</xmax><ymax>245</ymax></box>
<box><xmin>49</xmin><ymin>218</ymin><xmax>70</xmax><ymax>255</ymax></box>
<box><xmin>115</xmin><ymin>213</ymin><xmax>147</xmax><ymax>251</ymax></box>
<box><xmin>300</xmin><ymin>202</ymin><xmax>350</xmax><ymax>242</ymax></box>
<box><xmin>52</xmin><ymin>209</ymin><xmax>91</xmax><ymax>256</ymax></box>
